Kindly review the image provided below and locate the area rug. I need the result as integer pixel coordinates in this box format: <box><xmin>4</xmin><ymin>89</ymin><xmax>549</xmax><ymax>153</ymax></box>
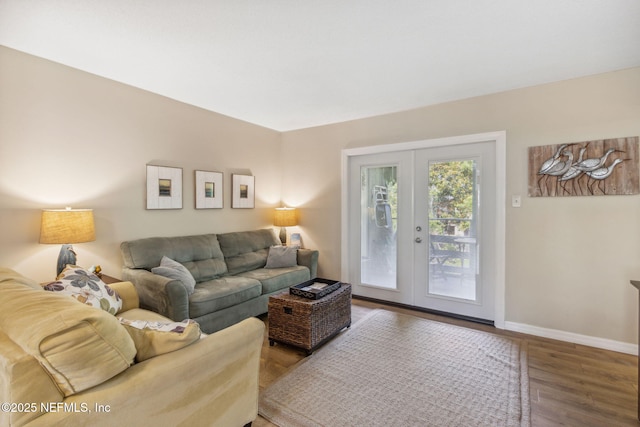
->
<box><xmin>259</xmin><ymin>310</ymin><xmax>530</xmax><ymax>427</ymax></box>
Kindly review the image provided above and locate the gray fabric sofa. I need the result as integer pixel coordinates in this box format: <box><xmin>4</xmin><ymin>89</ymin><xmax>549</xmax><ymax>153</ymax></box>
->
<box><xmin>120</xmin><ymin>229</ymin><xmax>318</xmax><ymax>334</ymax></box>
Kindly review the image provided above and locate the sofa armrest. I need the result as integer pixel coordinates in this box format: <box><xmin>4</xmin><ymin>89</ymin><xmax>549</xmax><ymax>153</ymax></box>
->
<box><xmin>0</xmin><ymin>330</ymin><xmax>64</xmax><ymax>427</ymax></box>
<box><xmin>121</xmin><ymin>268</ymin><xmax>190</xmax><ymax>322</ymax></box>
<box><xmin>107</xmin><ymin>281</ymin><xmax>140</xmax><ymax>313</ymax></box>
<box><xmin>297</xmin><ymin>249</ymin><xmax>319</xmax><ymax>279</ymax></box>
<box><xmin>28</xmin><ymin>317</ymin><xmax>265</xmax><ymax>427</ymax></box>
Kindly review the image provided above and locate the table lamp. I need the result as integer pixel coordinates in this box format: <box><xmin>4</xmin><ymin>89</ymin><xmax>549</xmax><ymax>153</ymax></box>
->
<box><xmin>274</xmin><ymin>207</ymin><xmax>297</xmax><ymax>245</ymax></box>
<box><xmin>40</xmin><ymin>207</ymin><xmax>96</xmax><ymax>276</ymax></box>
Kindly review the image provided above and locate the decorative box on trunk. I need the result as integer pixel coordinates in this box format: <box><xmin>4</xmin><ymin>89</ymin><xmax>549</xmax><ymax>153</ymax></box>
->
<box><xmin>268</xmin><ymin>283</ymin><xmax>351</xmax><ymax>354</ymax></box>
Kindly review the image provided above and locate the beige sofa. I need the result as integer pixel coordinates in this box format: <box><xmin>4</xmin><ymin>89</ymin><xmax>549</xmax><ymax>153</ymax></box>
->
<box><xmin>0</xmin><ymin>268</ymin><xmax>264</xmax><ymax>427</ymax></box>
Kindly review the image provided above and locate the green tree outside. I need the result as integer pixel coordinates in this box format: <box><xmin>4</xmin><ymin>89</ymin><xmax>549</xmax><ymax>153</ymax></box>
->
<box><xmin>428</xmin><ymin>160</ymin><xmax>475</xmax><ymax>236</ymax></box>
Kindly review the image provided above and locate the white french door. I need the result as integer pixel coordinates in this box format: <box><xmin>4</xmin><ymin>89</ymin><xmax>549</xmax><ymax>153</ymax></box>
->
<box><xmin>344</xmin><ymin>133</ymin><xmax>504</xmax><ymax>323</ymax></box>
<box><xmin>413</xmin><ymin>142</ymin><xmax>496</xmax><ymax>320</ymax></box>
<box><xmin>347</xmin><ymin>151</ymin><xmax>414</xmax><ymax>305</ymax></box>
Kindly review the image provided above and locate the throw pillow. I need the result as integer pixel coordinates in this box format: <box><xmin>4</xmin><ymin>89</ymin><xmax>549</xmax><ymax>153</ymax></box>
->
<box><xmin>265</xmin><ymin>245</ymin><xmax>298</xmax><ymax>269</ymax></box>
<box><xmin>151</xmin><ymin>256</ymin><xmax>196</xmax><ymax>294</ymax></box>
<box><xmin>44</xmin><ymin>266</ymin><xmax>122</xmax><ymax>315</ymax></box>
<box><xmin>117</xmin><ymin>318</ymin><xmax>201</xmax><ymax>362</ymax></box>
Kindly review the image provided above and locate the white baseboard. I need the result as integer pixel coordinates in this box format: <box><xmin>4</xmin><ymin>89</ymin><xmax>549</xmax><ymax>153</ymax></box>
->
<box><xmin>504</xmin><ymin>321</ymin><xmax>638</xmax><ymax>355</ymax></box>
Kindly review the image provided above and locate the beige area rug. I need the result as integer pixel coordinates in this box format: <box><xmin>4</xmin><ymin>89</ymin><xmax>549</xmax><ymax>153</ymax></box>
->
<box><xmin>259</xmin><ymin>310</ymin><xmax>530</xmax><ymax>427</ymax></box>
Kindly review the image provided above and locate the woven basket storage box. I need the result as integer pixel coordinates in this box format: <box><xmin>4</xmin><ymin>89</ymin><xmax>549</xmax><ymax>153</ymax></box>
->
<box><xmin>268</xmin><ymin>283</ymin><xmax>351</xmax><ymax>354</ymax></box>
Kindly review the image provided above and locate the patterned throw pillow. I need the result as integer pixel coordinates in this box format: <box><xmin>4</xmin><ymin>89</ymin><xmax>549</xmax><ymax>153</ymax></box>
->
<box><xmin>44</xmin><ymin>266</ymin><xmax>122</xmax><ymax>315</ymax></box>
<box><xmin>117</xmin><ymin>318</ymin><xmax>201</xmax><ymax>362</ymax></box>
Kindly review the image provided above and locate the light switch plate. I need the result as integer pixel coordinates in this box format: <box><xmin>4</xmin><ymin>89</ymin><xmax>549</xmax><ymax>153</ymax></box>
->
<box><xmin>511</xmin><ymin>195</ymin><xmax>521</xmax><ymax>208</ymax></box>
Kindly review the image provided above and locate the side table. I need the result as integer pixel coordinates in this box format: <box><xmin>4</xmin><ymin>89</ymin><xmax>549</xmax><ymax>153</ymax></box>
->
<box><xmin>99</xmin><ymin>274</ymin><xmax>121</xmax><ymax>284</ymax></box>
<box><xmin>268</xmin><ymin>283</ymin><xmax>351</xmax><ymax>355</ymax></box>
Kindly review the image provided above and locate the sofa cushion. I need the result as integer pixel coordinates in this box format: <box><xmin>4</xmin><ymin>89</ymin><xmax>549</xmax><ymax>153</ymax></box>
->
<box><xmin>0</xmin><ymin>271</ymin><xmax>136</xmax><ymax>397</ymax></box>
<box><xmin>265</xmin><ymin>245</ymin><xmax>298</xmax><ymax>268</ymax></box>
<box><xmin>44</xmin><ymin>265</ymin><xmax>123</xmax><ymax>314</ymax></box>
<box><xmin>237</xmin><ymin>266</ymin><xmax>311</xmax><ymax>294</ymax></box>
<box><xmin>118</xmin><ymin>318</ymin><xmax>201</xmax><ymax>362</ymax></box>
<box><xmin>108</xmin><ymin>281</ymin><xmax>140</xmax><ymax>314</ymax></box>
<box><xmin>0</xmin><ymin>267</ymin><xmax>42</xmax><ymax>290</ymax></box>
<box><xmin>217</xmin><ymin>229</ymin><xmax>281</xmax><ymax>275</ymax></box>
<box><xmin>152</xmin><ymin>256</ymin><xmax>197</xmax><ymax>294</ymax></box>
<box><xmin>121</xmin><ymin>234</ymin><xmax>228</xmax><ymax>281</ymax></box>
<box><xmin>189</xmin><ymin>276</ymin><xmax>262</xmax><ymax>318</ymax></box>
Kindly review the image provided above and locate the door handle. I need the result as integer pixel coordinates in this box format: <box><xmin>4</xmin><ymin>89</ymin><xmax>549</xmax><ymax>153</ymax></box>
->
<box><xmin>415</xmin><ymin>237</ymin><xmax>422</xmax><ymax>243</ymax></box>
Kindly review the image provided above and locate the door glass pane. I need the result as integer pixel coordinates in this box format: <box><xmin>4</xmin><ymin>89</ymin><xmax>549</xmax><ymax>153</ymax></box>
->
<box><xmin>361</xmin><ymin>165</ymin><xmax>397</xmax><ymax>289</ymax></box>
<box><xmin>428</xmin><ymin>160</ymin><xmax>477</xmax><ymax>300</ymax></box>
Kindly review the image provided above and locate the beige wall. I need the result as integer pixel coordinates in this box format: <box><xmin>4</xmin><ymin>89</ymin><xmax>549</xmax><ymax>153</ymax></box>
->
<box><xmin>2</xmin><ymin>45</ymin><xmax>639</xmax><ymax>346</ymax></box>
<box><xmin>0</xmin><ymin>46</ymin><xmax>283</xmax><ymax>282</ymax></box>
<box><xmin>281</xmin><ymin>67</ymin><xmax>640</xmax><ymax>345</ymax></box>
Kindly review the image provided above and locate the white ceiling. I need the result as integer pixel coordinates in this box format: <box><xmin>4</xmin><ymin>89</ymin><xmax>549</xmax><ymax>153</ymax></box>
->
<box><xmin>1</xmin><ymin>1</ymin><xmax>639</xmax><ymax>131</ymax></box>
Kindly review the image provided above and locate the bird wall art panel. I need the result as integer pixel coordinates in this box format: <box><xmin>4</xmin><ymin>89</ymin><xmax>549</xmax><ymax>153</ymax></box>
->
<box><xmin>528</xmin><ymin>136</ymin><xmax>639</xmax><ymax>197</ymax></box>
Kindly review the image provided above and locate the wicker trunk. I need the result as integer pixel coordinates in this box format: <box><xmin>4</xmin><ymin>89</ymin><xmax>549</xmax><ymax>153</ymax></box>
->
<box><xmin>268</xmin><ymin>283</ymin><xmax>351</xmax><ymax>354</ymax></box>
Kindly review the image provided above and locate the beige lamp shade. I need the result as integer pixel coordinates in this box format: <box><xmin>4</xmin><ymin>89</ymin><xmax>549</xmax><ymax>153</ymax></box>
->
<box><xmin>274</xmin><ymin>207</ymin><xmax>297</xmax><ymax>227</ymax></box>
<box><xmin>40</xmin><ymin>209</ymin><xmax>96</xmax><ymax>244</ymax></box>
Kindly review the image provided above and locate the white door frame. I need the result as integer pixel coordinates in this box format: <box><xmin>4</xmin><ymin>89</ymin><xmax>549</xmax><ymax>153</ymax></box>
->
<box><xmin>341</xmin><ymin>131</ymin><xmax>506</xmax><ymax>329</ymax></box>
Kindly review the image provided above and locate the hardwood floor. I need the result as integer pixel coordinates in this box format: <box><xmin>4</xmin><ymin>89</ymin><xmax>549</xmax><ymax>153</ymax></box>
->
<box><xmin>255</xmin><ymin>299</ymin><xmax>639</xmax><ymax>426</ymax></box>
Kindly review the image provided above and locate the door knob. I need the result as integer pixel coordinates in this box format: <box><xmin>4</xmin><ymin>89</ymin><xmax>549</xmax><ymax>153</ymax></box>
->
<box><xmin>415</xmin><ymin>237</ymin><xmax>422</xmax><ymax>243</ymax></box>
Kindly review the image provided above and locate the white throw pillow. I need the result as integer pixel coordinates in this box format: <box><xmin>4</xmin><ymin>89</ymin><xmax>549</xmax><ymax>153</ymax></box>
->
<box><xmin>265</xmin><ymin>245</ymin><xmax>298</xmax><ymax>269</ymax></box>
<box><xmin>151</xmin><ymin>256</ymin><xmax>196</xmax><ymax>294</ymax></box>
<box><xmin>117</xmin><ymin>318</ymin><xmax>200</xmax><ymax>362</ymax></box>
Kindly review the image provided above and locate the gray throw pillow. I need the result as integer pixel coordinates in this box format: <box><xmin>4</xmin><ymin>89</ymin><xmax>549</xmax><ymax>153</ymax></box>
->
<box><xmin>152</xmin><ymin>256</ymin><xmax>196</xmax><ymax>294</ymax></box>
<box><xmin>265</xmin><ymin>245</ymin><xmax>298</xmax><ymax>269</ymax></box>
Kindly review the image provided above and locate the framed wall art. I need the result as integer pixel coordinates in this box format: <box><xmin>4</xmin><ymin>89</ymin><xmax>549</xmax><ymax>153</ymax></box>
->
<box><xmin>290</xmin><ymin>233</ymin><xmax>302</xmax><ymax>248</ymax></box>
<box><xmin>528</xmin><ymin>136</ymin><xmax>639</xmax><ymax>197</ymax></box>
<box><xmin>231</xmin><ymin>174</ymin><xmax>255</xmax><ymax>208</ymax></box>
<box><xmin>195</xmin><ymin>170</ymin><xmax>223</xmax><ymax>209</ymax></box>
<box><xmin>146</xmin><ymin>165</ymin><xmax>183</xmax><ymax>209</ymax></box>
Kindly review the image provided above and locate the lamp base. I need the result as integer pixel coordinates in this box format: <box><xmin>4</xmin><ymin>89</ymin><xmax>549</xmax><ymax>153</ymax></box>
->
<box><xmin>56</xmin><ymin>244</ymin><xmax>77</xmax><ymax>277</ymax></box>
<box><xmin>279</xmin><ymin>227</ymin><xmax>287</xmax><ymax>245</ymax></box>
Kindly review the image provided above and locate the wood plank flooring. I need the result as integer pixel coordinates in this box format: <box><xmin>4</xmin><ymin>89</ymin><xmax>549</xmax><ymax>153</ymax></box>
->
<box><xmin>255</xmin><ymin>299</ymin><xmax>639</xmax><ymax>426</ymax></box>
